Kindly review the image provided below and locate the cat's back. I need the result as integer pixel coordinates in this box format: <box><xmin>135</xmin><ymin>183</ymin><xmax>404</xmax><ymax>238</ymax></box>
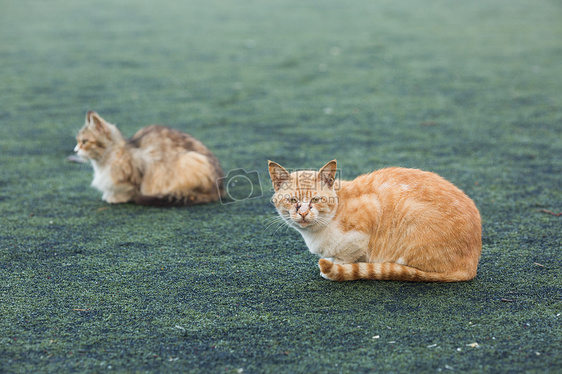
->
<box><xmin>345</xmin><ymin>167</ymin><xmax>467</xmax><ymax>197</ymax></box>
<box><xmin>340</xmin><ymin>167</ymin><xmax>479</xmax><ymax>219</ymax></box>
<box><xmin>128</xmin><ymin>125</ymin><xmax>211</xmax><ymax>155</ymax></box>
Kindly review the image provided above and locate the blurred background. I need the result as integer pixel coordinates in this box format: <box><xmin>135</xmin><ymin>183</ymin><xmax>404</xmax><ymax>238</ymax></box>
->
<box><xmin>1</xmin><ymin>1</ymin><xmax>561</xmax><ymax>372</ymax></box>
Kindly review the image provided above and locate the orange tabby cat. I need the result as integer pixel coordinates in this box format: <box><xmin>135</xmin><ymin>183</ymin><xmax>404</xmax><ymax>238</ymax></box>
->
<box><xmin>74</xmin><ymin>111</ymin><xmax>224</xmax><ymax>206</ymax></box>
<box><xmin>268</xmin><ymin>160</ymin><xmax>482</xmax><ymax>282</ymax></box>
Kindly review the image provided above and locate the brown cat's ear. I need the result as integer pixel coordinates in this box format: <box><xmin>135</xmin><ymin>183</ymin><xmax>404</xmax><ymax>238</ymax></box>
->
<box><xmin>318</xmin><ymin>159</ymin><xmax>337</xmax><ymax>188</ymax></box>
<box><xmin>86</xmin><ymin>111</ymin><xmax>108</xmax><ymax>134</ymax></box>
<box><xmin>268</xmin><ymin>160</ymin><xmax>291</xmax><ymax>192</ymax></box>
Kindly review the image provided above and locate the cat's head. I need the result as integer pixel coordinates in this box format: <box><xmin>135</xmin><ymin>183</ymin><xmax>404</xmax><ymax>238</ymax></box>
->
<box><xmin>268</xmin><ymin>160</ymin><xmax>339</xmax><ymax>231</ymax></box>
<box><xmin>74</xmin><ymin>111</ymin><xmax>123</xmax><ymax>160</ymax></box>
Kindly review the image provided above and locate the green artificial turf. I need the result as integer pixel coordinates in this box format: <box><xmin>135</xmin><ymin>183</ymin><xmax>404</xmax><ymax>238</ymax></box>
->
<box><xmin>1</xmin><ymin>0</ymin><xmax>561</xmax><ymax>372</ymax></box>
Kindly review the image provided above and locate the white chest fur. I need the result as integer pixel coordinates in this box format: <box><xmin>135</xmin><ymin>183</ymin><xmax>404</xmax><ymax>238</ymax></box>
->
<box><xmin>91</xmin><ymin>161</ymin><xmax>113</xmax><ymax>194</ymax></box>
<box><xmin>299</xmin><ymin>224</ymin><xmax>370</xmax><ymax>264</ymax></box>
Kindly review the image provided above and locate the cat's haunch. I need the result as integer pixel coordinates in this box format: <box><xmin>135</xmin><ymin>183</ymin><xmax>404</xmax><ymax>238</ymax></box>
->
<box><xmin>269</xmin><ymin>160</ymin><xmax>482</xmax><ymax>282</ymax></box>
<box><xmin>75</xmin><ymin>111</ymin><xmax>224</xmax><ymax>206</ymax></box>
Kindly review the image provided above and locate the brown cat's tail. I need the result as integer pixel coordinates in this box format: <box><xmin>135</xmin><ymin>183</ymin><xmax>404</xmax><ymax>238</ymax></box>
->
<box><xmin>134</xmin><ymin>195</ymin><xmax>179</xmax><ymax>207</ymax></box>
<box><xmin>318</xmin><ymin>259</ymin><xmax>476</xmax><ymax>283</ymax></box>
<box><xmin>133</xmin><ymin>193</ymin><xmax>219</xmax><ymax>207</ymax></box>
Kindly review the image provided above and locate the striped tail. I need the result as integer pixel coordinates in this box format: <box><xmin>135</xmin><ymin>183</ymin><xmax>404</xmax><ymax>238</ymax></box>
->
<box><xmin>318</xmin><ymin>259</ymin><xmax>475</xmax><ymax>282</ymax></box>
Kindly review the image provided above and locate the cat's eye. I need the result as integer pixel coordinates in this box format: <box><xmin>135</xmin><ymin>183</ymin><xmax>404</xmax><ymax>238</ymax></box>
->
<box><xmin>81</xmin><ymin>139</ymin><xmax>88</xmax><ymax>144</ymax></box>
<box><xmin>288</xmin><ymin>197</ymin><xmax>298</xmax><ymax>204</ymax></box>
<box><xmin>310</xmin><ymin>197</ymin><xmax>320</xmax><ymax>204</ymax></box>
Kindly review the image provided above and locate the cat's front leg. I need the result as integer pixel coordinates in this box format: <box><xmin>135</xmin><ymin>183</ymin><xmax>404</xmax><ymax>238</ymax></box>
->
<box><xmin>102</xmin><ymin>188</ymin><xmax>135</xmax><ymax>204</ymax></box>
<box><xmin>103</xmin><ymin>193</ymin><xmax>129</xmax><ymax>204</ymax></box>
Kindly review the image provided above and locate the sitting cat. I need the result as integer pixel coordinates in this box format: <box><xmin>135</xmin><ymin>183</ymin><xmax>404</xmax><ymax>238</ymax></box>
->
<box><xmin>268</xmin><ymin>160</ymin><xmax>482</xmax><ymax>282</ymax></box>
<box><xmin>74</xmin><ymin>111</ymin><xmax>224</xmax><ymax>206</ymax></box>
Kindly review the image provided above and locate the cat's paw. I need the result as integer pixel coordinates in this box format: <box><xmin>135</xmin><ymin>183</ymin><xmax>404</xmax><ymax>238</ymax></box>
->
<box><xmin>318</xmin><ymin>259</ymin><xmax>335</xmax><ymax>280</ymax></box>
<box><xmin>103</xmin><ymin>195</ymin><xmax>130</xmax><ymax>204</ymax></box>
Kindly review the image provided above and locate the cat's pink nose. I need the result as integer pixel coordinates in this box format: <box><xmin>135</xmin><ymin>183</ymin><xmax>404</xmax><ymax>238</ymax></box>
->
<box><xmin>298</xmin><ymin>208</ymin><xmax>309</xmax><ymax>218</ymax></box>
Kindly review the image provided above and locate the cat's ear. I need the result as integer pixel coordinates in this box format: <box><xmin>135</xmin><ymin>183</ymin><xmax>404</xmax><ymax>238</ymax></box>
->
<box><xmin>268</xmin><ymin>160</ymin><xmax>291</xmax><ymax>192</ymax></box>
<box><xmin>86</xmin><ymin>111</ymin><xmax>109</xmax><ymax>134</ymax></box>
<box><xmin>318</xmin><ymin>159</ymin><xmax>337</xmax><ymax>188</ymax></box>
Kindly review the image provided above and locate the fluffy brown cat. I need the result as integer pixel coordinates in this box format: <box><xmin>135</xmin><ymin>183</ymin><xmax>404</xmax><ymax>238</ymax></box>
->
<box><xmin>268</xmin><ymin>160</ymin><xmax>482</xmax><ymax>282</ymax></box>
<box><xmin>74</xmin><ymin>111</ymin><xmax>224</xmax><ymax>206</ymax></box>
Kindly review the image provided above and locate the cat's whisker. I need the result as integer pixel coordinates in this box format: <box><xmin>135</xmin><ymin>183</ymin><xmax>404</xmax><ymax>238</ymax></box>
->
<box><xmin>272</xmin><ymin>223</ymin><xmax>290</xmax><ymax>236</ymax></box>
<box><xmin>263</xmin><ymin>216</ymin><xmax>289</xmax><ymax>233</ymax></box>
<box><xmin>263</xmin><ymin>215</ymin><xmax>286</xmax><ymax>226</ymax></box>
<box><xmin>263</xmin><ymin>216</ymin><xmax>291</xmax><ymax>237</ymax></box>
<box><xmin>263</xmin><ymin>220</ymin><xmax>283</xmax><ymax>232</ymax></box>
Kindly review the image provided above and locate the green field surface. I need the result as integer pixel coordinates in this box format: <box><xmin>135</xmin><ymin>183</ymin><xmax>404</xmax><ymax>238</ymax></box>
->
<box><xmin>1</xmin><ymin>1</ymin><xmax>561</xmax><ymax>372</ymax></box>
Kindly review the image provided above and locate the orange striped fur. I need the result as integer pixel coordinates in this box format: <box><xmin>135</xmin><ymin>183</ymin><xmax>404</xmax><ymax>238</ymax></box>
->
<box><xmin>75</xmin><ymin>111</ymin><xmax>224</xmax><ymax>206</ymax></box>
<box><xmin>268</xmin><ymin>160</ymin><xmax>482</xmax><ymax>282</ymax></box>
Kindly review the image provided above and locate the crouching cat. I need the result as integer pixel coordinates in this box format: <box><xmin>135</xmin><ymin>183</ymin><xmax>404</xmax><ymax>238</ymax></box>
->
<box><xmin>268</xmin><ymin>160</ymin><xmax>482</xmax><ymax>282</ymax></box>
<box><xmin>74</xmin><ymin>111</ymin><xmax>224</xmax><ymax>206</ymax></box>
